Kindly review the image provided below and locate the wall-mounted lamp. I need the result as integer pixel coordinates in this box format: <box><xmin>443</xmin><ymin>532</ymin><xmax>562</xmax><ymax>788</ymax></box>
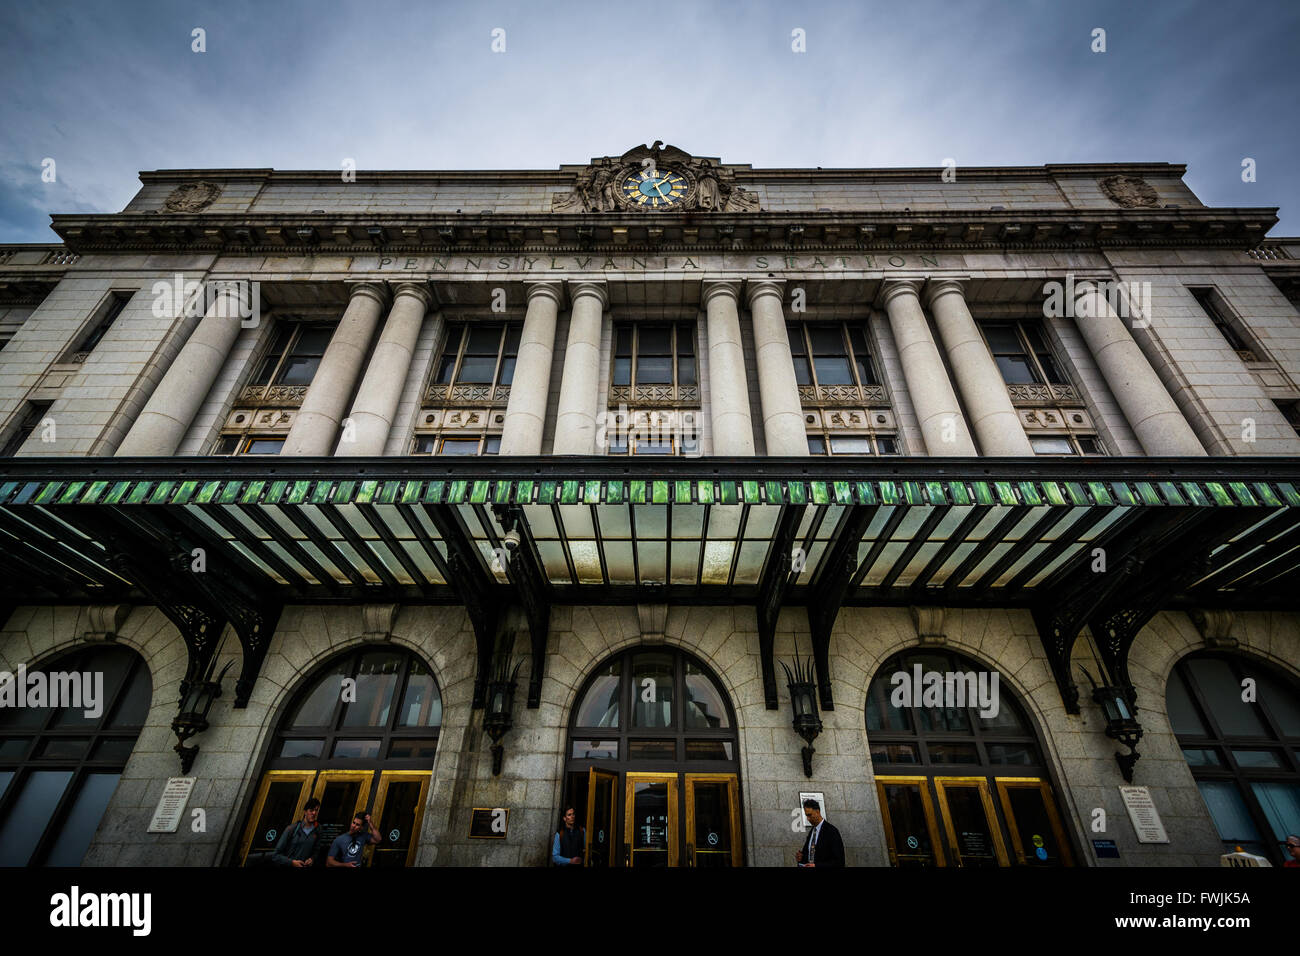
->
<box><xmin>484</xmin><ymin>652</ymin><xmax>523</xmax><ymax>776</ymax></box>
<box><xmin>782</xmin><ymin>654</ymin><xmax>822</xmax><ymax>778</ymax></box>
<box><xmin>171</xmin><ymin>657</ymin><xmax>234</xmax><ymax>775</ymax></box>
<box><xmin>1080</xmin><ymin>665</ymin><xmax>1143</xmax><ymax>782</ymax></box>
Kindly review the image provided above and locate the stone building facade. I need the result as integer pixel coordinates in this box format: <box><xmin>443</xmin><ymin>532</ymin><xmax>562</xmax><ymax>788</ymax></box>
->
<box><xmin>1</xmin><ymin>144</ymin><xmax>1299</xmax><ymax>868</ymax></box>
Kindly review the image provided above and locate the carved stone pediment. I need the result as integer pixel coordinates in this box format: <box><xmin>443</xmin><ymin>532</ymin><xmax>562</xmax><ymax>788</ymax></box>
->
<box><xmin>162</xmin><ymin>181</ymin><xmax>223</xmax><ymax>213</ymax></box>
<box><xmin>553</xmin><ymin>142</ymin><xmax>761</xmax><ymax>213</ymax></box>
<box><xmin>1099</xmin><ymin>175</ymin><xmax>1158</xmax><ymax>208</ymax></box>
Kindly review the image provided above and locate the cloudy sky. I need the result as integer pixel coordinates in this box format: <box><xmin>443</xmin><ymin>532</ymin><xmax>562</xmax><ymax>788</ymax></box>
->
<box><xmin>1</xmin><ymin>0</ymin><xmax>1297</xmax><ymax>240</ymax></box>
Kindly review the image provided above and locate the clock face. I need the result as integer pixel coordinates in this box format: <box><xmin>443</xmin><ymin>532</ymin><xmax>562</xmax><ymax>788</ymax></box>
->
<box><xmin>621</xmin><ymin>168</ymin><xmax>688</xmax><ymax>208</ymax></box>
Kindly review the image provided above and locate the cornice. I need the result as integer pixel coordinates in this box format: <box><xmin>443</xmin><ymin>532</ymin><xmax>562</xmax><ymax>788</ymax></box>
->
<box><xmin>47</xmin><ymin>206</ymin><xmax>1279</xmax><ymax>257</ymax></box>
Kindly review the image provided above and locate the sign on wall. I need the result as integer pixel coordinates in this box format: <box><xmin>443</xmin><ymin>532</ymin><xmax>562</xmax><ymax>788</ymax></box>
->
<box><xmin>1119</xmin><ymin>786</ymin><xmax>1169</xmax><ymax>844</ymax></box>
<box><xmin>146</xmin><ymin>777</ymin><xmax>196</xmax><ymax>834</ymax></box>
<box><xmin>796</xmin><ymin>791</ymin><xmax>827</xmax><ymax>830</ymax></box>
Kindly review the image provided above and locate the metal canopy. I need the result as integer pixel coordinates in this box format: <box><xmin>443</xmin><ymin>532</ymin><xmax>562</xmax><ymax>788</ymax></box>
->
<box><xmin>3</xmin><ymin>456</ymin><xmax>1299</xmax><ymax>710</ymax></box>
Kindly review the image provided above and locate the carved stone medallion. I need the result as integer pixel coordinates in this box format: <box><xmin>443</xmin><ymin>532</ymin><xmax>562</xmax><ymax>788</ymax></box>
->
<box><xmin>162</xmin><ymin>181</ymin><xmax>223</xmax><ymax>212</ymax></box>
<box><xmin>1098</xmin><ymin>175</ymin><xmax>1159</xmax><ymax>208</ymax></box>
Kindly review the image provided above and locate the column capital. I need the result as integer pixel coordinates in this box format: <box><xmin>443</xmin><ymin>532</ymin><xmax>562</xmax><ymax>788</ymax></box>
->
<box><xmin>745</xmin><ymin>278</ymin><xmax>786</xmax><ymax>306</ymax></box>
<box><xmin>878</xmin><ymin>277</ymin><xmax>926</xmax><ymax>307</ymax></box>
<box><xmin>701</xmin><ymin>278</ymin><xmax>743</xmax><ymax>306</ymax></box>
<box><xmin>567</xmin><ymin>279</ymin><xmax>608</xmax><ymax>309</ymax></box>
<box><xmin>922</xmin><ymin>277</ymin><xmax>971</xmax><ymax>307</ymax></box>
<box><xmin>347</xmin><ymin>281</ymin><xmax>391</xmax><ymax>308</ymax></box>
<box><xmin>389</xmin><ymin>281</ymin><xmax>433</xmax><ymax>309</ymax></box>
<box><xmin>524</xmin><ymin>280</ymin><xmax>565</xmax><ymax>308</ymax></box>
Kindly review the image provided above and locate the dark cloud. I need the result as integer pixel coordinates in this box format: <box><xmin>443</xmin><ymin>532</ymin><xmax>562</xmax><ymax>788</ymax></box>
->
<box><xmin>1</xmin><ymin>0</ymin><xmax>1297</xmax><ymax>234</ymax></box>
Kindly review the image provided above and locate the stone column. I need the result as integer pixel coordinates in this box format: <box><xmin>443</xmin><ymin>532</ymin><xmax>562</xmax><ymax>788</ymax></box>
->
<box><xmin>925</xmin><ymin>279</ymin><xmax>1033</xmax><ymax>456</ymax></box>
<box><xmin>282</xmin><ymin>282</ymin><xmax>388</xmax><ymax>456</ymax></box>
<box><xmin>337</xmin><ymin>282</ymin><xmax>431</xmax><ymax>457</ymax></box>
<box><xmin>1073</xmin><ymin>280</ymin><xmax>1206</xmax><ymax>455</ymax></box>
<box><xmin>499</xmin><ymin>282</ymin><xmax>563</xmax><ymax>455</ymax></box>
<box><xmin>552</xmin><ymin>281</ymin><xmax>607</xmax><ymax>455</ymax></box>
<box><xmin>116</xmin><ymin>281</ymin><xmax>251</xmax><ymax>457</ymax></box>
<box><xmin>747</xmin><ymin>279</ymin><xmax>807</xmax><ymax>456</ymax></box>
<box><xmin>703</xmin><ymin>279</ymin><xmax>755</xmax><ymax>456</ymax></box>
<box><xmin>881</xmin><ymin>278</ymin><xmax>976</xmax><ymax>456</ymax></box>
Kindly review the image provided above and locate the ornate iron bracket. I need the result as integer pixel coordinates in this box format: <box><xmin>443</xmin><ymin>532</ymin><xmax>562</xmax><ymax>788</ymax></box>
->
<box><xmin>425</xmin><ymin>505</ymin><xmax>500</xmax><ymax>708</ymax></box>
<box><xmin>492</xmin><ymin>504</ymin><xmax>552</xmax><ymax>708</ymax></box>
<box><xmin>805</xmin><ymin>505</ymin><xmax>876</xmax><ymax>711</ymax></box>
<box><xmin>756</xmin><ymin>506</ymin><xmax>806</xmax><ymax>710</ymax></box>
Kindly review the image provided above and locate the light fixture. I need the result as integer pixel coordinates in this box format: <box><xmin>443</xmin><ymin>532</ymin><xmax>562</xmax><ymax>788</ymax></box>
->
<box><xmin>171</xmin><ymin>656</ymin><xmax>234</xmax><ymax>774</ymax></box>
<box><xmin>1080</xmin><ymin>665</ymin><xmax>1143</xmax><ymax>782</ymax></box>
<box><xmin>483</xmin><ymin>651</ymin><xmax>523</xmax><ymax>776</ymax></box>
<box><xmin>781</xmin><ymin>652</ymin><xmax>822</xmax><ymax>778</ymax></box>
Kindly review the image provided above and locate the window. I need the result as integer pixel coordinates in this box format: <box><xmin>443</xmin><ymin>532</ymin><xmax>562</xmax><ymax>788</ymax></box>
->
<box><xmin>806</xmin><ymin>434</ymin><xmax>899</xmax><ymax>456</ymax></box>
<box><xmin>0</xmin><ymin>644</ymin><xmax>151</xmax><ymax>866</ymax></box>
<box><xmin>0</xmin><ymin>401</ymin><xmax>53</xmax><ymax>457</ymax></box>
<box><xmin>1029</xmin><ymin>435</ymin><xmax>1105</xmax><ymax>456</ymax></box>
<box><xmin>1168</xmin><ymin>653</ymin><xmax>1300</xmax><ymax>865</ymax></box>
<box><xmin>788</xmin><ymin>322</ymin><xmax>879</xmax><ymax>394</ymax></box>
<box><xmin>214</xmin><ymin>435</ymin><xmax>286</xmax><ymax>456</ymax></box>
<box><xmin>251</xmin><ymin>323</ymin><xmax>334</xmax><ymax>387</ymax></box>
<box><xmin>1275</xmin><ymin>401</ymin><xmax>1300</xmax><ymax>438</ymax></box>
<box><xmin>432</xmin><ymin>323</ymin><xmax>520</xmax><ymax>395</ymax></box>
<box><xmin>611</xmin><ymin>324</ymin><xmax>697</xmax><ymax>395</ymax></box>
<box><xmin>64</xmin><ymin>292</ymin><xmax>131</xmax><ymax>362</ymax></box>
<box><xmin>1191</xmin><ymin>288</ymin><xmax>1257</xmax><ymax>361</ymax></box>
<box><xmin>237</xmin><ymin>647</ymin><xmax>440</xmax><ymax>868</ymax></box>
<box><xmin>867</xmin><ymin>649</ymin><xmax>1074</xmax><ymax>868</ymax></box>
<box><xmin>981</xmin><ymin>322</ymin><xmax>1064</xmax><ymax>386</ymax></box>
<box><xmin>412</xmin><ymin>435</ymin><xmax>501</xmax><ymax>456</ymax></box>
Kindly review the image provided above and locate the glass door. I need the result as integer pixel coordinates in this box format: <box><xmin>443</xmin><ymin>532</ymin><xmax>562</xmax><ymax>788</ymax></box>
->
<box><xmin>312</xmin><ymin>770</ymin><xmax>374</xmax><ymax>862</ymax></box>
<box><xmin>933</xmin><ymin>776</ymin><xmax>1009</xmax><ymax>867</ymax></box>
<box><xmin>684</xmin><ymin>773</ymin><xmax>741</xmax><ymax>867</ymax></box>
<box><xmin>370</xmin><ymin>771</ymin><xmax>430</xmax><ymax>868</ymax></box>
<box><xmin>585</xmin><ymin>767</ymin><xmax>619</xmax><ymax>867</ymax></box>
<box><xmin>995</xmin><ymin>777</ymin><xmax>1074</xmax><ymax>866</ymax></box>
<box><xmin>624</xmin><ymin>772</ymin><xmax>678</xmax><ymax>867</ymax></box>
<box><xmin>238</xmin><ymin>771</ymin><xmax>316</xmax><ymax>865</ymax></box>
<box><xmin>876</xmin><ymin>776</ymin><xmax>946</xmax><ymax>867</ymax></box>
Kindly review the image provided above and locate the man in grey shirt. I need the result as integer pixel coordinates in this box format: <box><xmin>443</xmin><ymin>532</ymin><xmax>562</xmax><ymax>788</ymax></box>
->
<box><xmin>271</xmin><ymin>798</ymin><xmax>322</xmax><ymax>868</ymax></box>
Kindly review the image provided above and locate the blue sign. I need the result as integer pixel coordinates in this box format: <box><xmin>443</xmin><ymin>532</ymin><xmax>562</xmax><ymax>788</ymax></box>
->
<box><xmin>1092</xmin><ymin>839</ymin><xmax>1120</xmax><ymax>858</ymax></box>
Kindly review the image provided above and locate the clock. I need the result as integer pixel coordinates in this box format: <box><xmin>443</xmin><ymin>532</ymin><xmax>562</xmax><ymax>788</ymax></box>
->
<box><xmin>621</xmin><ymin>168</ymin><xmax>688</xmax><ymax>208</ymax></box>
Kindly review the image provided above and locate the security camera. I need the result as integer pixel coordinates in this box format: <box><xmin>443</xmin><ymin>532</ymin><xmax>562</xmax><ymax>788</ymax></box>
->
<box><xmin>503</xmin><ymin>529</ymin><xmax>521</xmax><ymax>553</ymax></box>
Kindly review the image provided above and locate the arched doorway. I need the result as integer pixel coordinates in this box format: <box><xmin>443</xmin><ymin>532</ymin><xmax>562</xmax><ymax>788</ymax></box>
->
<box><xmin>1166</xmin><ymin>651</ymin><xmax>1300</xmax><ymax>865</ymax></box>
<box><xmin>237</xmin><ymin>645</ymin><xmax>441</xmax><ymax>867</ymax></box>
<box><xmin>564</xmin><ymin>646</ymin><xmax>742</xmax><ymax>867</ymax></box>
<box><xmin>0</xmin><ymin>643</ymin><xmax>151</xmax><ymax>866</ymax></box>
<box><xmin>866</xmin><ymin>648</ymin><xmax>1074</xmax><ymax>867</ymax></box>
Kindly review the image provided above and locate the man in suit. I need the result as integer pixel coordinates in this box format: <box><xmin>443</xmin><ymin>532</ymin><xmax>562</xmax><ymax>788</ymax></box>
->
<box><xmin>795</xmin><ymin>798</ymin><xmax>845</xmax><ymax>867</ymax></box>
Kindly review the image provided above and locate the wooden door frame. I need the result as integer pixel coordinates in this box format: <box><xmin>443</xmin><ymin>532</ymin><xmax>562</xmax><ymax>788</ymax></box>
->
<box><xmin>933</xmin><ymin>775</ymin><xmax>1011</xmax><ymax>867</ymax></box>
<box><xmin>684</xmin><ymin>772</ymin><xmax>742</xmax><ymax>867</ymax></box>
<box><xmin>624</xmin><ymin>772</ymin><xmax>679</xmax><ymax>867</ymax></box>
<box><xmin>875</xmin><ymin>774</ymin><xmax>947</xmax><ymax>867</ymax></box>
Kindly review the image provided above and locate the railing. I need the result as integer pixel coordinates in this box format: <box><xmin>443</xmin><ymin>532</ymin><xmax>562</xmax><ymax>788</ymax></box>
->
<box><xmin>43</xmin><ymin>250</ymin><xmax>80</xmax><ymax>265</ymax></box>
<box><xmin>424</xmin><ymin>383</ymin><xmax>511</xmax><ymax>406</ymax></box>
<box><xmin>1007</xmin><ymin>382</ymin><xmax>1081</xmax><ymax>405</ymax></box>
<box><xmin>797</xmin><ymin>384</ymin><xmax>888</xmax><ymax>406</ymax></box>
<box><xmin>608</xmin><ymin>384</ymin><xmax>698</xmax><ymax>407</ymax></box>
<box><xmin>1248</xmin><ymin>241</ymin><xmax>1294</xmax><ymax>261</ymax></box>
<box><xmin>238</xmin><ymin>384</ymin><xmax>309</xmax><ymax>407</ymax></box>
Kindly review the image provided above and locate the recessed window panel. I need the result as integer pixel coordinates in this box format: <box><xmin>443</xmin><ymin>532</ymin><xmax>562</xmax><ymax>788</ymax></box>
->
<box><xmin>571</xmin><ymin>739</ymin><xmax>619</xmax><ymax>760</ymax></box>
<box><xmin>631</xmin><ymin>653</ymin><xmax>675</xmax><ymax>728</ymax></box>
<box><xmin>870</xmin><ymin>743</ymin><xmax>919</xmax><ymax>764</ymax></box>
<box><xmin>0</xmin><ymin>770</ymin><xmax>73</xmax><ymax>865</ymax></box>
<box><xmin>37</xmin><ymin>738</ymin><xmax>90</xmax><ymax>760</ymax></box>
<box><xmin>1181</xmin><ymin>747</ymin><xmax>1223</xmax><ymax>767</ymax></box>
<box><xmin>332</xmin><ymin>738</ymin><xmax>382</xmax><ymax>759</ymax></box>
<box><xmin>627</xmin><ymin>739</ymin><xmax>676</xmax><ymax>760</ymax></box>
<box><xmin>575</xmin><ymin>661</ymin><xmax>620</xmax><ymax>728</ymax></box>
<box><xmin>926</xmin><ymin>742</ymin><xmax>980</xmax><ymax>764</ymax></box>
<box><xmin>387</xmin><ymin>738</ymin><xmax>438</xmax><ymax>759</ymax></box>
<box><xmin>685</xmin><ymin>661</ymin><xmax>730</xmax><ymax>729</ymax></box>
<box><xmin>396</xmin><ymin>660</ymin><xmax>442</xmax><ymax>728</ymax></box>
<box><xmin>1186</xmin><ymin>658</ymin><xmax>1268</xmax><ymax>737</ymax></box>
<box><xmin>1232</xmin><ymin>749</ymin><xmax>1284</xmax><ymax>768</ymax></box>
<box><xmin>986</xmin><ymin>743</ymin><xmax>1039</xmax><ymax>765</ymax></box>
<box><xmin>685</xmin><ymin>740</ymin><xmax>733</xmax><ymax>760</ymax></box>
<box><xmin>340</xmin><ymin>652</ymin><xmax>403</xmax><ymax>728</ymax></box>
<box><xmin>277</xmin><ymin>739</ymin><xmax>324</xmax><ymax>759</ymax></box>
